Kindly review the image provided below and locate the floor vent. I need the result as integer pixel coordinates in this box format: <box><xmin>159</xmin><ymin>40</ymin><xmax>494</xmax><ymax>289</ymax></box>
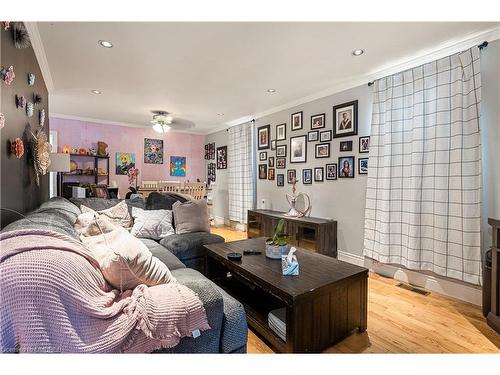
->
<box><xmin>396</xmin><ymin>283</ymin><xmax>430</xmax><ymax>296</ymax></box>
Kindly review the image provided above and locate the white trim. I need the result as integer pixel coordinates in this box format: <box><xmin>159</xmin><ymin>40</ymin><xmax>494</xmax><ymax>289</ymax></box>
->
<box><xmin>337</xmin><ymin>250</ymin><xmax>482</xmax><ymax>306</ymax></box>
<box><xmin>24</xmin><ymin>22</ymin><xmax>55</xmax><ymax>93</ymax></box>
<box><xmin>222</xmin><ymin>26</ymin><xmax>500</xmax><ymax>132</ymax></box>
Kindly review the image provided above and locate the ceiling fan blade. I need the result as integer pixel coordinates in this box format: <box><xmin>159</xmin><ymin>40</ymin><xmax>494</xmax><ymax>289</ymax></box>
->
<box><xmin>170</xmin><ymin>117</ymin><xmax>195</xmax><ymax>130</ymax></box>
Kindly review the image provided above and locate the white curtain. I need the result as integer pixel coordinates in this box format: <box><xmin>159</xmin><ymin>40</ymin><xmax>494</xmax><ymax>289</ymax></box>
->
<box><xmin>364</xmin><ymin>47</ymin><xmax>482</xmax><ymax>285</ymax></box>
<box><xmin>228</xmin><ymin>121</ymin><xmax>255</xmax><ymax>224</ymax></box>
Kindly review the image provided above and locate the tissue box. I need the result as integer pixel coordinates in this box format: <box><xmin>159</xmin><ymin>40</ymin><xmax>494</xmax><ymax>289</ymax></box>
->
<box><xmin>281</xmin><ymin>255</ymin><xmax>299</xmax><ymax>276</ymax></box>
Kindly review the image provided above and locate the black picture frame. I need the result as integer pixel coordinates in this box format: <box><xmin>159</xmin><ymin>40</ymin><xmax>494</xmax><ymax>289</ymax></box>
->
<box><xmin>276</xmin><ymin>157</ymin><xmax>287</xmax><ymax>169</ymax></box>
<box><xmin>271</xmin><ymin>140</ymin><xmax>277</xmax><ymax>150</ymax></box>
<box><xmin>333</xmin><ymin>100</ymin><xmax>358</xmax><ymax>138</ymax></box>
<box><xmin>287</xmin><ymin>169</ymin><xmax>297</xmax><ymax>184</ymax></box>
<box><xmin>338</xmin><ymin>156</ymin><xmax>355</xmax><ymax>178</ymax></box>
<box><xmin>315</xmin><ymin>143</ymin><xmax>330</xmax><ymax>158</ymax></box>
<box><xmin>257</xmin><ymin>124</ymin><xmax>271</xmax><ymax>150</ymax></box>
<box><xmin>326</xmin><ymin>163</ymin><xmax>337</xmax><ymax>180</ymax></box>
<box><xmin>277</xmin><ymin>174</ymin><xmax>285</xmax><ymax>187</ymax></box>
<box><xmin>314</xmin><ymin>167</ymin><xmax>324</xmax><ymax>182</ymax></box>
<box><xmin>258</xmin><ymin>164</ymin><xmax>268</xmax><ymax>179</ymax></box>
<box><xmin>276</xmin><ymin>144</ymin><xmax>287</xmax><ymax>158</ymax></box>
<box><xmin>289</xmin><ymin>135</ymin><xmax>307</xmax><ymax>163</ymax></box>
<box><xmin>276</xmin><ymin>123</ymin><xmax>287</xmax><ymax>141</ymax></box>
<box><xmin>339</xmin><ymin>140</ymin><xmax>353</xmax><ymax>152</ymax></box>
<box><xmin>259</xmin><ymin>151</ymin><xmax>267</xmax><ymax>161</ymax></box>
<box><xmin>268</xmin><ymin>167</ymin><xmax>275</xmax><ymax>180</ymax></box>
<box><xmin>311</xmin><ymin>113</ymin><xmax>326</xmax><ymax>130</ymax></box>
<box><xmin>358</xmin><ymin>158</ymin><xmax>368</xmax><ymax>175</ymax></box>
<box><xmin>302</xmin><ymin>168</ymin><xmax>312</xmax><ymax>184</ymax></box>
<box><xmin>319</xmin><ymin>130</ymin><xmax>332</xmax><ymax>142</ymax></box>
<box><xmin>216</xmin><ymin>146</ymin><xmax>227</xmax><ymax>169</ymax></box>
<box><xmin>359</xmin><ymin>136</ymin><xmax>370</xmax><ymax>153</ymax></box>
<box><xmin>291</xmin><ymin>111</ymin><xmax>303</xmax><ymax>131</ymax></box>
<box><xmin>308</xmin><ymin>130</ymin><xmax>319</xmax><ymax>142</ymax></box>
<box><xmin>268</xmin><ymin>156</ymin><xmax>275</xmax><ymax>167</ymax></box>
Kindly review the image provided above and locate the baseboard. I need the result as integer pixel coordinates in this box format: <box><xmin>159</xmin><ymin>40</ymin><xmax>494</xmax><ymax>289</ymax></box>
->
<box><xmin>337</xmin><ymin>250</ymin><xmax>482</xmax><ymax>306</ymax></box>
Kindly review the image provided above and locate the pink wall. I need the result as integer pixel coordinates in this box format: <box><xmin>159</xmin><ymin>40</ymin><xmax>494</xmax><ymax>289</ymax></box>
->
<box><xmin>50</xmin><ymin>117</ymin><xmax>206</xmax><ymax>197</ymax></box>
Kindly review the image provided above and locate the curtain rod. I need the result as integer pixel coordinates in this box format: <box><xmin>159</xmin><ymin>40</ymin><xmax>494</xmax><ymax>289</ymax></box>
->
<box><xmin>367</xmin><ymin>41</ymin><xmax>489</xmax><ymax>87</ymax></box>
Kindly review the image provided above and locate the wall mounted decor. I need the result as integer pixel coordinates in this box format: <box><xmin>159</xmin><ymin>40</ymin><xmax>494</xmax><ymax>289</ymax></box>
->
<box><xmin>287</xmin><ymin>169</ymin><xmax>297</xmax><ymax>184</ymax></box>
<box><xmin>217</xmin><ymin>145</ymin><xmax>227</xmax><ymax>169</ymax></box>
<box><xmin>39</xmin><ymin>109</ymin><xmax>45</xmax><ymax>127</ymax></box>
<box><xmin>276</xmin><ymin>157</ymin><xmax>286</xmax><ymax>169</ymax></box>
<box><xmin>268</xmin><ymin>156</ymin><xmax>275</xmax><ymax>168</ymax></box>
<box><xmin>315</xmin><ymin>143</ymin><xmax>330</xmax><ymax>158</ymax></box>
<box><xmin>115</xmin><ymin>152</ymin><xmax>136</xmax><ymax>175</ymax></box>
<box><xmin>271</xmin><ymin>140</ymin><xmax>276</xmax><ymax>150</ymax></box>
<box><xmin>276</xmin><ymin>144</ymin><xmax>287</xmax><ymax>158</ymax></box>
<box><xmin>204</xmin><ymin>144</ymin><xmax>209</xmax><ymax>160</ymax></box>
<box><xmin>258</xmin><ymin>164</ymin><xmax>267</xmax><ymax>179</ymax></box>
<box><xmin>291</xmin><ymin>111</ymin><xmax>303</xmax><ymax>131</ymax></box>
<box><xmin>358</xmin><ymin>158</ymin><xmax>368</xmax><ymax>174</ymax></box>
<box><xmin>308</xmin><ymin>131</ymin><xmax>318</xmax><ymax>142</ymax></box>
<box><xmin>0</xmin><ymin>112</ymin><xmax>4</xmax><ymax>129</ymax></box>
<box><xmin>207</xmin><ymin>162</ymin><xmax>216</xmax><ymax>183</ymax></box>
<box><xmin>0</xmin><ymin>65</ymin><xmax>15</xmax><ymax>85</ymax></box>
<box><xmin>29</xmin><ymin>126</ymin><xmax>52</xmax><ymax>186</ymax></box>
<box><xmin>359</xmin><ymin>136</ymin><xmax>370</xmax><ymax>153</ymax></box>
<box><xmin>338</xmin><ymin>156</ymin><xmax>355</xmax><ymax>178</ymax></box>
<box><xmin>33</xmin><ymin>93</ymin><xmax>42</xmax><ymax>105</ymax></box>
<box><xmin>257</xmin><ymin>124</ymin><xmax>270</xmax><ymax>150</ymax></box>
<box><xmin>320</xmin><ymin>130</ymin><xmax>332</xmax><ymax>142</ymax></box>
<box><xmin>333</xmin><ymin>100</ymin><xmax>358</xmax><ymax>138</ymax></box>
<box><xmin>15</xmin><ymin>94</ymin><xmax>26</xmax><ymax>108</ymax></box>
<box><xmin>314</xmin><ymin>167</ymin><xmax>324</xmax><ymax>182</ymax></box>
<box><xmin>277</xmin><ymin>174</ymin><xmax>285</xmax><ymax>187</ymax></box>
<box><xmin>276</xmin><ymin>123</ymin><xmax>287</xmax><ymax>141</ymax></box>
<box><xmin>290</xmin><ymin>135</ymin><xmax>307</xmax><ymax>163</ymax></box>
<box><xmin>259</xmin><ymin>151</ymin><xmax>267</xmax><ymax>161</ymax></box>
<box><xmin>13</xmin><ymin>22</ymin><xmax>31</xmax><ymax>49</ymax></box>
<box><xmin>268</xmin><ymin>168</ymin><xmax>275</xmax><ymax>180</ymax></box>
<box><xmin>97</xmin><ymin>141</ymin><xmax>108</xmax><ymax>157</ymax></box>
<box><xmin>311</xmin><ymin>113</ymin><xmax>325</xmax><ymax>130</ymax></box>
<box><xmin>26</xmin><ymin>102</ymin><xmax>33</xmax><ymax>117</ymax></box>
<box><xmin>170</xmin><ymin>156</ymin><xmax>186</xmax><ymax>177</ymax></box>
<box><xmin>144</xmin><ymin>138</ymin><xmax>163</xmax><ymax>164</ymax></box>
<box><xmin>302</xmin><ymin>168</ymin><xmax>312</xmax><ymax>184</ymax></box>
<box><xmin>28</xmin><ymin>72</ymin><xmax>35</xmax><ymax>86</ymax></box>
<box><xmin>326</xmin><ymin>163</ymin><xmax>338</xmax><ymax>180</ymax></box>
<box><xmin>10</xmin><ymin>137</ymin><xmax>24</xmax><ymax>158</ymax></box>
<box><xmin>340</xmin><ymin>140</ymin><xmax>353</xmax><ymax>152</ymax></box>
<box><xmin>2</xmin><ymin>21</ymin><xmax>11</xmax><ymax>31</ymax></box>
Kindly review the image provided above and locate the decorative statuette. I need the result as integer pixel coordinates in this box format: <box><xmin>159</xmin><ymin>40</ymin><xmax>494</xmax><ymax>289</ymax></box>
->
<box><xmin>284</xmin><ymin>177</ymin><xmax>311</xmax><ymax>218</ymax></box>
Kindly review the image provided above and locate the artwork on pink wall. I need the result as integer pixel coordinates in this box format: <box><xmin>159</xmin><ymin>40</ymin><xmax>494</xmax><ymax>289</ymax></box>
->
<box><xmin>144</xmin><ymin>138</ymin><xmax>163</xmax><ymax>164</ymax></box>
<box><xmin>115</xmin><ymin>152</ymin><xmax>136</xmax><ymax>175</ymax></box>
<box><xmin>170</xmin><ymin>156</ymin><xmax>186</xmax><ymax>177</ymax></box>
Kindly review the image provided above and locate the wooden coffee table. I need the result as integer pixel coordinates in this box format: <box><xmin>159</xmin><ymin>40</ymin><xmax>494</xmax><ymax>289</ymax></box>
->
<box><xmin>204</xmin><ymin>237</ymin><xmax>368</xmax><ymax>353</ymax></box>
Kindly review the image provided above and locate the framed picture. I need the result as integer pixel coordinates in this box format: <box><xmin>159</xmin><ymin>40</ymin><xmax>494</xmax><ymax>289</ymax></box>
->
<box><xmin>204</xmin><ymin>144</ymin><xmax>209</xmax><ymax>160</ymax></box>
<box><xmin>308</xmin><ymin>131</ymin><xmax>319</xmax><ymax>142</ymax></box>
<box><xmin>315</xmin><ymin>143</ymin><xmax>330</xmax><ymax>158</ymax></box>
<box><xmin>91</xmin><ymin>184</ymin><xmax>109</xmax><ymax>198</ymax></box>
<box><xmin>339</xmin><ymin>140</ymin><xmax>353</xmax><ymax>152</ymax></box>
<box><xmin>271</xmin><ymin>140</ymin><xmax>277</xmax><ymax>150</ymax></box>
<box><xmin>290</xmin><ymin>135</ymin><xmax>307</xmax><ymax>163</ymax></box>
<box><xmin>258</xmin><ymin>164</ymin><xmax>268</xmax><ymax>179</ymax></box>
<box><xmin>115</xmin><ymin>152</ymin><xmax>136</xmax><ymax>175</ymax></box>
<box><xmin>338</xmin><ymin>156</ymin><xmax>355</xmax><ymax>178</ymax></box>
<box><xmin>291</xmin><ymin>111</ymin><xmax>303</xmax><ymax>131</ymax></box>
<box><xmin>268</xmin><ymin>156</ymin><xmax>275</xmax><ymax>167</ymax></box>
<box><xmin>311</xmin><ymin>113</ymin><xmax>325</xmax><ymax>129</ymax></box>
<box><xmin>217</xmin><ymin>146</ymin><xmax>227</xmax><ymax>169</ymax></box>
<box><xmin>209</xmin><ymin>143</ymin><xmax>215</xmax><ymax>160</ymax></box>
<box><xmin>287</xmin><ymin>169</ymin><xmax>297</xmax><ymax>184</ymax></box>
<box><xmin>276</xmin><ymin>123</ymin><xmax>287</xmax><ymax>141</ymax></box>
<box><xmin>276</xmin><ymin>144</ymin><xmax>287</xmax><ymax>157</ymax></box>
<box><xmin>359</xmin><ymin>136</ymin><xmax>370</xmax><ymax>153</ymax></box>
<box><xmin>259</xmin><ymin>151</ymin><xmax>267</xmax><ymax>161</ymax></box>
<box><xmin>170</xmin><ymin>156</ymin><xmax>187</xmax><ymax>176</ymax></box>
<box><xmin>320</xmin><ymin>130</ymin><xmax>332</xmax><ymax>142</ymax></box>
<box><xmin>277</xmin><ymin>174</ymin><xmax>285</xmax><ymax>187</ymax></box>
<box><xmin>268</xmin><ymin>168</ymin><xmax>275</xmax><ymax>180</ymax></box>
<box><xmin>326</xmin><ymin>163</ymin><xmax>337</xmax><ymax>180</ymax></box>
<box><xmin>358</xmin><ymin>158</ymin><xmax>368</xmax><ymax>174</ymax></box>
<box><xmin>276</xmin><ymin>157</ymin><xmax>286</xmax><ymax>169</ymax></box>
<box><xmin>207</xmin><ymin>162</ymin><xmax>216</xmax><ymax>183</ymax></box>
<box><xmin>302</xmin><ymin>168</ymin><xmax>312</xmax><ymax>184</ymax></box>
<box><xmin>314</xmin><ymin>167</ymin><xmax>324</xmax><ymax>182</ymax></box>
<box><xmin>333</xmin><ymin>100</ymin><xmax>358</xmax><ymax>138</ymax></box>
<box><xmin>144</xmin><ymin>138</ymin><xmax>163</xmax><ymax>164</ymax></box>
<box><xmin>257</xmin><ymin>124</ymin><xmax>271</xmax><ymax>150</ymax></box>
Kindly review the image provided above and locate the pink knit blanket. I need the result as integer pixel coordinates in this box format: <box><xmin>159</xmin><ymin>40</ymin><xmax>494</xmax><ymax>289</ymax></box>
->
<box><xmin>0</xmin><ymin>229</ymin><xmax>210</xmax><ymax>353</ymax></box>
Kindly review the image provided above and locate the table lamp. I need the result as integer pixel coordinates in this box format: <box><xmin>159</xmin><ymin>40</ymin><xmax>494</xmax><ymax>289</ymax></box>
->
<box><xmin>48</xmin><ymin>153</ymin><xmax>70</xmax><ymax>196</ymax></box>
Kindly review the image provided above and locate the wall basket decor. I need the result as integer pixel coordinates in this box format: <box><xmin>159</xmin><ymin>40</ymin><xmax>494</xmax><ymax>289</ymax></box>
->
<box><xmin>0</xmin><ymin>113</ymin><xmax>5</xmax><ymax>129</ymax></box>
<box><xmin>15</xmin><ymin>94</ymin><xmax>26</xmax><ymax>108</ymax></box>
<box><xmin>12</xmin><ymin>22</ymin><xmax>31</xmax><ymax>49</ymax></box>
<box><xmin>0</xmin><ymin>65</ymin><xmax>15</xmax><ymax>85</ymax></box>
<box><xmin>28</xmin><ymin>73</ymin><xmax>35</xmax><ymax>86</ymax></box>
<box><xmin>39</xmin><ymin>109</ymin><xmax>45</xmax><ymax>127</ymax></box>
<box><xmin>26</xmin><ymin>102</ymin><xmax>34</xmax><ymax>117</ymax></box>
<box><xmin>29</xmin><ymin>125</ymin><xmax>52</xmax><ymax>186</ymax></box>
<box><xmin>10</xmin><ymin>137</ymin><xmax>25</xmax><ymax>159</ymax></box>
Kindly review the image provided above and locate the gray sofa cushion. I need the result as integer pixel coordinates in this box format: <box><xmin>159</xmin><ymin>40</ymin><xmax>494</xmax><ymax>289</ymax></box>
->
<box><xmin>172</xmin><ymin>200</ymin><xmax>210</xmax><ymax>234</ymax></box>
<box><xmin>146</xmin><ymin>192</ymin><xmax>188</xmax><ymax>210</ymax></box>
<box><xmin>139</xmin><ymin>238</ymin><xmax>186</xmax><ymax>271</ymax></box>
<box><xmin>70</xmin><ymin>197</ymin><xmax>145</xmax><ymax>215</ymax></box>
<box><xmin>159</xmin><ymin>232</ymin><xmax>224</xmax><ymax>262</ymax></box>
<box><xmin>172</xmin><ymin>268</ymin><xmax>248</xmax><ymax>353</ymax></box>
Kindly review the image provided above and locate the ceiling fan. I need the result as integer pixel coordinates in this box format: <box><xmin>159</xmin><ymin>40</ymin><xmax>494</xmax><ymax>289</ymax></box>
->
<box><xmin>150</xmin><ymin>110</ymin><xmax>195</xmax><ymax>133</ymax></box>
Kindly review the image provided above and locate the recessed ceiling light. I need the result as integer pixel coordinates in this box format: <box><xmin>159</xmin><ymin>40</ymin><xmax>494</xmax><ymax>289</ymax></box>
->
<box><xmin>352</xmin><ymin>49</ymin><xmax>364</xmax><ymax>56</ymax></box>
<box><xmin>217</xmin><ymin>113</ymin><xmax>224</xmax><ymax>116</ymax></box>
<box><xmin>91</xmin><ymin>90</ymin><xmax>102</xmax><ymax>94</ymax></box>
<box><xmin>267</xmin><ymin>88</ymin><xmax>276</xmax><ymax>93</ymax></box>
<box><xmin>98</xmin><ymin>40</ymin><xmax>113</xmax><ymax>48</ymax></box>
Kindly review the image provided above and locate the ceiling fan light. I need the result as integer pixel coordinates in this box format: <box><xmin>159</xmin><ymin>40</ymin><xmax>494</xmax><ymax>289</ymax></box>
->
<box><xmin>153</xmin><ymin>123</ymin><xmax>171</xmax><ymax>133</ymax></box>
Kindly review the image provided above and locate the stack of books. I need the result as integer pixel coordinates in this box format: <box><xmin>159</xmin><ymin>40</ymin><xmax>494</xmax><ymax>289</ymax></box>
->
<box><xmin>268</xmin><ymin>308</ymin><xmax>286</xmax><ymax>342</ymax></box>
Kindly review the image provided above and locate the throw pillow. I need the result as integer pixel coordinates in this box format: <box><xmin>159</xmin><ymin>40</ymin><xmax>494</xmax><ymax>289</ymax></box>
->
<box><xmin>172</xmin><ymin>199</ymin><xmax>210</xmax><ymax>234</ymax></box>
<box><xmin>130</xmin><ymin>207</ymin><xmax>175</xmax><ymax>240</ymax></box>
<box><xmin>146</xmin><ymin>191</ymin><xmax>189</xmax><ymax>210</ymax></box>
<box><xmin>81</xmin><ymin>200</ymin><xmax>133</xmax><ymax>228</ymax></box>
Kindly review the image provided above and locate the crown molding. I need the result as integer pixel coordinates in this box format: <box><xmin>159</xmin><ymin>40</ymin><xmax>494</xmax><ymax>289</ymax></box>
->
<box><xmin>24</xmin><ymin>22</ymin><xmax>55</xmax><ymax>93</ymax></box>
<box><xmin>220</xmin><ymin>25</ymin><xmax>500</xmax><ymax>133</ymax></box>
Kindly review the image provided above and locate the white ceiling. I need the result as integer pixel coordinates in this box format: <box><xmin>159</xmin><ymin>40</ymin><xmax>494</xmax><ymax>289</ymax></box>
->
<box><xmin>37</xmin><ymin>22</ymin><xmax>499</xmax><ymax>134</ymax></box>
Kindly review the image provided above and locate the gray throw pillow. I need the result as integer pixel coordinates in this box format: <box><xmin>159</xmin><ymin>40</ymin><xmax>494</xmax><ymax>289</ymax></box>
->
<box><xmin>172</xmin><ymin>200</ymin><xmax>210</xmax><ymax>234</ymax></box>
<box><xmin>130</xmin><ymin>207</ymin><xmax>175</xmax><ymax>240</ymax></box>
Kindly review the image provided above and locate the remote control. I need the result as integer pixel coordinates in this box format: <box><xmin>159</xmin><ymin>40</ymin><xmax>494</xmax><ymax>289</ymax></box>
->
<box><xmin>243</xmin><ymin>249</ymin><xmax>262</xmax><ymax>255</ymax></box>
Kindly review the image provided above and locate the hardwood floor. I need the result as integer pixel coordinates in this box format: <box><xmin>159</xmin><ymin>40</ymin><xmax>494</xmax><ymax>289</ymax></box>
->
<box><xmin>210</xmin><ymin>226</ymin><xmax>500</xmax><ymax>354</ymax></box>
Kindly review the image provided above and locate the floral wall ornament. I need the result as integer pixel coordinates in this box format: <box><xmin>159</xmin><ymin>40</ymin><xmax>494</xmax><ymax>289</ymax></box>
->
<box><xmin>0</xmin><ymin>65</ymin><xmax>15</xmax><ymax>85</ymax></box>
<box><xmin>33</xmin><ymin>93</ymin><xmax>42</xmax><ymax>105</ymax></box>
<box><xmin>0</xmin><ymin>113</ymin><xmax>5</xmax><ymax>129</ymax></box>
<box><xmin>39</xmin><ymin>109</ymin><xmax>45</xmax><ymax>127</ymax></box>
<box><xmin>26</xmin><ymin>102</ymin><xmax>34</xmax><ymax>117</ymax></box>
<box><xmin>15</xmin><ymin>94</ymin><xmax>26</xmax><ymax>108</ymax></box>
<box><xmin>2</xmin><ymin>21</ymin><xmax>11</xmax><ymax>31</ymax></box>
<box><xmin>29</xmin><ymin>125</ymin><xmax>52</xmax><ymax>186</ymax></box>
<box><xmin>28</xmin><ymin>73</ymin><xmax>35</xmax><ymax>86</ymax></box>
<box><xmin>10</xmin><ymin>137</ymin><xmax>25</xmax><ymax>158</ymax></box>
<box><xmin>12</xmin><ymin>22</ymin><xmax>31</xmax><ymax>49</ymax></box>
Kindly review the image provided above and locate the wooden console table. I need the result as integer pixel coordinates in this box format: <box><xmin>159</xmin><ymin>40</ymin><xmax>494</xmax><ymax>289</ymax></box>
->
<box><xmin>247</xmin><ymin>209</ymin><xmax>337</xmax><ymax>258</ymax></box>
<box><xmin>487</xmin><ymin>218</ymin><xmax>500</xmax><ymax>334</ymax></box>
